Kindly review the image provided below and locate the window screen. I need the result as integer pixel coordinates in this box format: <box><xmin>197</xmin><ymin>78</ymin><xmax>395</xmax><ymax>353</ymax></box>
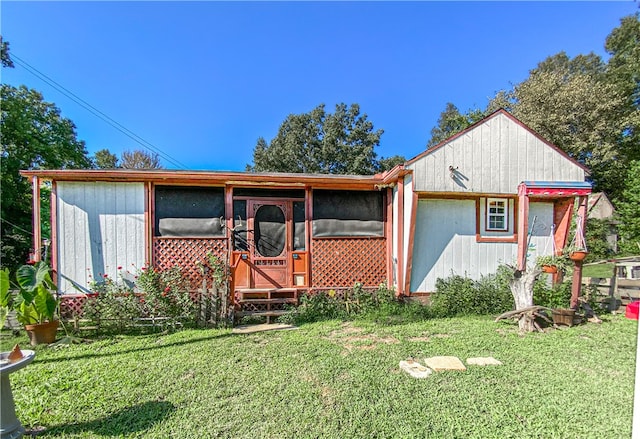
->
<box><xmin>312</xmin><ymin>190</ymin><xmax>384</xmax><ymax>237</ymax></box>
<box><xmin>155</xmin><ymin>186</ymin><xmax>225</xmax><ymax>237</ymax></box>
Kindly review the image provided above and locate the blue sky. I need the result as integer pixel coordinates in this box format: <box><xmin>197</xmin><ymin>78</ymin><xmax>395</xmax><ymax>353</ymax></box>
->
<box><xmin>1</xmin><ymin>1</ymin><xmax>637</xmax><ymax>171</ymax></box>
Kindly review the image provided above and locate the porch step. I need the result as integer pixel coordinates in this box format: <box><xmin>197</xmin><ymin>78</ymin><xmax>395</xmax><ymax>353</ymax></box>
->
<box><xmin>234</xmin><ymin>288</ymin><xmax>299</xmax><ymax>324</ymax></box>
<box><xmin>237</xmin><ymin>310</ymin><xmax>289</xmax><ymax>318</ymax></box>
<box><xmin>239</xmin><ymin>298</ymin><xmax>297</xmax><ymax>305</ymax></box>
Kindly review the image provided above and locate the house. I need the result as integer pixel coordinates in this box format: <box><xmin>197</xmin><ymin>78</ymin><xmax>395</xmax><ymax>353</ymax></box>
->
<box><xmin>587</xmin><ymin>192</ymin><xmax>618</xmax><ymax>253</ymax></box>
<box><xmin>21</xmin><ymin>109</ymin><xmax>591</xmax><ymax>316</ymax></box>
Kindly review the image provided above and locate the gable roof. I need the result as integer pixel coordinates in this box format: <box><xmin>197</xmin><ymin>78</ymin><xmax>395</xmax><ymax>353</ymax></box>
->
<box><xmin>407</xmin><ymin>109</ymin><xmax>590</xmax><ymax>173</ymax></box>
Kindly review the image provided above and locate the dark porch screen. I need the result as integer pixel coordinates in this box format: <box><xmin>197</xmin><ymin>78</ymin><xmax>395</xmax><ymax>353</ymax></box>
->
<box><xmin>155</xmin><ymin>186</ymin><xmax>225</xmax><ymax>237</ymax></box>
<box><xmin>312</xmin><ymin>190</ymin><xmax>384</xmax><ymax>237</ymax></box>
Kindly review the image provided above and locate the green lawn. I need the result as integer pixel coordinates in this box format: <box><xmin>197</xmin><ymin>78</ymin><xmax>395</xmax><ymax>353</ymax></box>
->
<box><xmin>1</xmin><ymin>315</ymin><xmax>637</xmax><ymax>438</ymax></box>
<box><xmin>582</xmin><ymin>262</ymin><xmax>615</xmax><ymax>278</ymax></box>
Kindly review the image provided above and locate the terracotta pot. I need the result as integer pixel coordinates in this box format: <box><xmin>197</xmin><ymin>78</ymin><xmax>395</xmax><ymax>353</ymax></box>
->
<box><xmin>24</xmin><ymin>320</ymin><xmax>59</xmax><ymax>346</ymax></box>
<box><xmin>569</xmin><ymin>251</ymin><xmax>588</xmax><ymax>262</ymax></box>
<box><xmin>542</xmin><ymin>265</ymin><xmax>558</xmax><ymax>274</ymax></box>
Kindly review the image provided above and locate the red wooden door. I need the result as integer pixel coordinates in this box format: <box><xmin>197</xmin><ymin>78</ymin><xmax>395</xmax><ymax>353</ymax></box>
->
<box><xmin>248</xmin><ymin>201</ymin><xmax>290</xmax><ymax>288</ymax></box>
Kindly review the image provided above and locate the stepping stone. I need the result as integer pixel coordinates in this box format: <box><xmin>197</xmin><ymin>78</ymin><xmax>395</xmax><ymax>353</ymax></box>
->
<box><xmin>466</xmin><ymin>357</ymin><xmax>503</xmax><ymax>366</ymax></box>
<box><xmin>423</xmin><ymin>356</ymin><xmax>466</xmax><ymax>371</ymax></box>
<box><xmin>399</xmin><ymin>359</ymin><xmax>432</xmax><ymax>378</ymax></box>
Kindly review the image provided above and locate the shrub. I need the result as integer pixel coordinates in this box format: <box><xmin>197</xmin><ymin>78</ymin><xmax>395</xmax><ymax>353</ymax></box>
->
<box><xmin>430</xmin><ymin>269</ymin><xmax>514</xmax><ymax>317</ymax></box>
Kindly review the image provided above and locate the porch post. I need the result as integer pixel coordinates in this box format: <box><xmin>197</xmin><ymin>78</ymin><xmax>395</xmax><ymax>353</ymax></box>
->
<box><xmin>396</xmin><ymin>176</ymin><xmax>404</xmax><ymax>296</ymax></box>
<box><xmin>516</xmin><ymin>183</ymin><xmax>530</xmax><ymax>271</ymax></box>
<box><xmin>32</xmin><ymin>176</ymin><xmax>42</xmax><ymax>262</ymax></box>
<box><xmin>570</xmin><ymin>196</ymin><xmax>588</xmax><ymax>309</ymax></box>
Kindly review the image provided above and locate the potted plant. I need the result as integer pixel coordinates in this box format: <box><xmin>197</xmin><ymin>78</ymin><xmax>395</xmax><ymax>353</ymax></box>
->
<box><xmin>535</xmin><ymin>254</ymin><xmax>571</xmax><ymax>274</ymax></box>
<box><xmin>12</xmin><ymin>261</ymin><xmax>59</xmax><ymax>345</ymax></box>
<box><xmin>564</xmin><ymin>245</ymin><xmax>589</xmax><ymax>262</ymax></box>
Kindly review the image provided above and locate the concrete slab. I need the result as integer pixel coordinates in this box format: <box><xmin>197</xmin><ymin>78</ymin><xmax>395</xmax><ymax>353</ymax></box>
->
<box><xmin>399</xmin><ymin>360</ymin><xmax>432</xmax><ymax>378</ymax></box>
<box><xmin>466</xmin><ymin>357</ymin><xmax>503</xmax><ymax>366</ymax></box>
<box><xmin>423</xmin><ymin>356</ymin><xmax>467</xmax><ymax>371</ymax></box>
<box><xmin>232</xmin><ymin>323</ymin><xmax>298</xmax><ymax>334</ymax></box>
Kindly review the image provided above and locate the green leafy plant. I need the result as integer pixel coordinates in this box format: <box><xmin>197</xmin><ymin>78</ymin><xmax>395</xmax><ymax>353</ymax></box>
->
<box><xmin>13</xmin><ymin>261</ymin><xmax>58</xmax><ymax>325</ymax></box>
<box><xmin>0</xmin><ymin>268</ymin><xmax>11</xmax><ymax>328</ymax></box>
<box><xmin>535</xmin><ymin>254</ymin><xmax>573</xmax><ymax>274</ymax></box>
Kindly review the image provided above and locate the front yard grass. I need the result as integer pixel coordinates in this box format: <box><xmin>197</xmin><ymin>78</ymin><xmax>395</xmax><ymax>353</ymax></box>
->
<box><xmin>1</xmin><ymin>314</ymin><xmax>636</xmax><ymax>438</ymax></box>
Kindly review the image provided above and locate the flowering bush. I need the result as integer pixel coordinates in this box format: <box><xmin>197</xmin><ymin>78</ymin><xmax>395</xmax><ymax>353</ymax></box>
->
<box><xmin>83</xmin><ymin>264</ymin><xmax>196</xmax><ymax>328</ymax></box>
<box><xmin>135</xmin><ymin>265</ymin><xmax>195</xmax><ymax>319</ymax></box>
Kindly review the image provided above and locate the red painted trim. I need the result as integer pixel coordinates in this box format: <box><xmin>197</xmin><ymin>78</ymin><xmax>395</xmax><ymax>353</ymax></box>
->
<box><xmin>553</xmin><ymin>199</ymin><xmax>574</xmax><ymax>255</ymax></box>
<box><xmin>306</xmin><ymin>187</ymin><xmax>313</xmax><ymax>288</ymax></box>
<box><xmin>50</xmin><ymin>181</ymin><xmax>58</xmax><ymax>284</ymax></box>
<box><xmin>32</xmin><ymin>176</ymin><xmax>42</xmax><ymax>262</ymax></box>
<box><xmin>386</xmin><ymin>187</ymin><xmax>394</xmax><ymax>289</ymax></box>
<box><xmin>523</xmin><ymin>188</ymin><xmax>591</xmax><ymax>197</ymax></box>
<box><xmin>475</xmin><ymin>197</ymin><xmax>517</xmax><ymax>243</ymax></box>
<box><xmin>19</xmin><ymin>169</ymin><xmax>389</xmax><ymax>189</ymax></box>
<box><xmin>403</xmin><ymin>187</ymin><xmax>418</xmax><ymax>296</ymax></box>
<box><xmin>516</xmin><ymin>188</ymin><xmax>530</xmax><ymax>271</ymax></box>
<box><xmin>396</xmin><ymin>176</ymin><xmax>405</xmax><ymax>296</ymax></box>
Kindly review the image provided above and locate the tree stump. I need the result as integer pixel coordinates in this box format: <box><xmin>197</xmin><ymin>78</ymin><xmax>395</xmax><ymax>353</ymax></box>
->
<box><xmin>508</xmin><ymin>268</ymin><xmax>542</xmax><ymax>332</ymax></box>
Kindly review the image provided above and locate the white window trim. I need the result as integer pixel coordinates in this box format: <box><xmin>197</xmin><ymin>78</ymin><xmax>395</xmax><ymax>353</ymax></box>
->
<box><xmin>486</xmin><ymin>198</ymin><xmax>508</xmax><ymax>231</ymax></box>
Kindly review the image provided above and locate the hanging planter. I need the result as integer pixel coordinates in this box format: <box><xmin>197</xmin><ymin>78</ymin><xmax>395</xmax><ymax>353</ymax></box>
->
<box><xmin>542</xmin><ymin>265</ymin><xmax>558</xmax><ymax>274</ymax></box>
<box><xmin>569</xmin><ymin>250</ymin><xmax>588</xmax><ymax>262</ymax></box>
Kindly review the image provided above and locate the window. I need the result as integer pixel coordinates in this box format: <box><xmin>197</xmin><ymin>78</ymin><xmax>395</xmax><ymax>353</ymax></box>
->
<box><xmin>486</xmin><ymin>198</ymin><xmax>507</xmax><ymax>231</ymax></box>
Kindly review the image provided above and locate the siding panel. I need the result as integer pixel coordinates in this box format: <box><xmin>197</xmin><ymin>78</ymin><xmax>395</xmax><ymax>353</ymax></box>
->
<box><xmin>56</xmin><ymin>182</ymin><xmax>145</xmax><ymax>294</ymax></box>
<box><xmin>409</xmin><ymin>112</ymin><xmax>586</xmax><ymax>194</ymax></box>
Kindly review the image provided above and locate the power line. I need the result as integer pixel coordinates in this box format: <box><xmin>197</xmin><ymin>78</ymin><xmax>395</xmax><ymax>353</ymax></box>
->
<box><xmin>0</xmin><ymin>217</ymin><xmax>33</xmax><ymax>236</ymax></box>
<box><xmin>10</xmin><ymin>54</ymin><xmax>190</xmax><ymax>170</ymax></box>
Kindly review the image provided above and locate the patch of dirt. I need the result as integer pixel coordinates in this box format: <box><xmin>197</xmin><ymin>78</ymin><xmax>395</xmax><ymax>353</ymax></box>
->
<box><xmin>324</xmin><ymin>325</ymin><xmax>400</xmax><ymax>354</ymax></box>
<box><xmin>407</xmin><ymin>336</ymin><xmax>431</xmax><ymax>342</ymax></box>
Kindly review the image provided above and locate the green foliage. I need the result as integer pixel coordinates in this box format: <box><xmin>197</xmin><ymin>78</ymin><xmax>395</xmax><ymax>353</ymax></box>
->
<box><xmin>93</xmin><ymin>148</ymin><xmax>119</xmax><ymax>169</ymax></box>
<box><xmin>533</xmin><ymin>281</ymin><xmax>572</xmax><ymax>309</ymax></box>
<box><xmin>535</xmin><ymin>254</ymin><xmax>573</xmax><ymax>274</ymax></box>
<box><xmin>430</xmin><ymin>269</ymin><xmax>514</xmax><ymax>317</ymax></box>
<box><xmin>426</xmin><ymin>102</ymin><xmax>487</xmax><ymax>148</ymax></box>
<box><xmin>248</xmin><ymin>103</ymin><xmax>394</xmax><ymax>175</ymax></box>
<box><xmin>0</xmin><ymin>268</ymin><xmax>10</xmax><ymax>328</ymax></box>
<box><xmin>585</xmin><ymin>217</ymin><xmax>615</xmax><ymax>261</ymax></box>
<box><xmin>0</xmin><ymin>316</ymin><xmax>635</xmax><ymax>438</ymax></box>
<box><xmin>433</xmin><ymin>15</ymin><xmax>640</xmax><ymax>203</ymax></box>
<box><xmin>84</xmin><ymin>265</ymin><xmax>196</xmax><ymax>329</ymax></box>
<box><xmin>12</xmin><ymin>261</ymin><xmax>58</xmax><ymax>325</ymax></box>
<box><xmin>0</xmin><ymin>35</ymin><xmax>13</xmax><ymax>68</ymax></box>
<box><xmin>282</xmin><ymin>283</ymin><xmax>418</xmax><ymax>324</ymax></box>
<box><xmin>617</xmin><ymin>160</ymin><xmax>640</xmax><ymax>254</ymax></box>
<box><xmin>1</xmin><ymin>84</ymin><xmax>91</xmax><ymax>271</ymax></box>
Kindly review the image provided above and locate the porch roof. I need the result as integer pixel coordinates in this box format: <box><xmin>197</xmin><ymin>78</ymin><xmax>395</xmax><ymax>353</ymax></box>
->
<box><xmin>20</xmin><ymin>168</ymin><xmax>399</xmax><ymax>190</ymax></box>
<box><xmin>518</xmin><ymin>181</ymin><xmax>592</xmax><ymax>197</ymax></box>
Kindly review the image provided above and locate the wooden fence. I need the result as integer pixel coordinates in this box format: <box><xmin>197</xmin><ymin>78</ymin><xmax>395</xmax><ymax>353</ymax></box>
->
<box><xmin>582</xmin><ymin>277</ymin><xmax>640</xmax><ymax>311</ymax></box>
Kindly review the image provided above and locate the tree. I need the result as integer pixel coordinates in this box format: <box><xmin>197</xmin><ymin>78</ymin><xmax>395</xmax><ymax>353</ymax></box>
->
<box><xmin>93</xmin><ymin>148</ymin><xmax>119</xmax><ymax>169</ymax></box>
<box><xmin>248</xmin><ymin>103</ymin><xmax>391</xmax><ymax>175</ymax></box>
<box><xmin>377</xmin><ymin>155</ymin><xmax>406</xmax><ymax>173</ymax></box>
<box><xmin>120</xmin><ymin>149</ymin><xmax>162</xmax><ymax>169</ymax></box>
<box><xmin>1</xmin><ymin>84</ymin><xmax>91</xmax><ymax>270</ymax></box>
<box><xmin>617</xmin><ymin>160</ymin><xmax>640</xmax><ymax>254</ymax></box>
<box><xmin>426</xmin><ymin>103</ymin><xmax>486</xmax><ymax>148</ymax></box>
<box><xmin>0</xmin><ymin>36</ymin><xmax>13</xmax><ymax>68</ymax></box>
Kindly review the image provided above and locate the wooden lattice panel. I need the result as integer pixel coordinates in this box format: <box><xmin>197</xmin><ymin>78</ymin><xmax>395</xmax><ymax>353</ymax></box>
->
<box><xmin>311</xmin><ymin>238</ymin><xmax>387</xmax><ymax>288</ymax></box>
<box><xmin>59</xmin><ymin>294</ymin><xmax>94</xmax><ymax>319</ymax></box>
<box><xmin>153</xmin><ymin>238</ymin><xmax>228</xmax><ymax>290</ymax></box>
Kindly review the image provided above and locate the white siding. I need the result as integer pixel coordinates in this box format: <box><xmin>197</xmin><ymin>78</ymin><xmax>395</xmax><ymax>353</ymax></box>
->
<box><xmin>408</xmin><ymin>112</ymin><xmax>586</xmax><ymax>194</ymax></box>
<box><xmin>56</xmin><ymin>182</ymin><xmax>145</xmax><ymax>294</ymax></box>
<box><xmin>403</xmin><ymin>175</ymin><xmax>413</xmax><ymax>283</ymax></box>
<box><xmin>410</xmin><ymin>199</ymin><xmax>554</xmax><ymax>292</ymax></box>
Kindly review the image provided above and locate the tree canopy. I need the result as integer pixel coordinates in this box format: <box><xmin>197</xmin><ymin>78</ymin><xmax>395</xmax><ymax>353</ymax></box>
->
<box><xmin>1</xmin><ymin>84</ymin><xmax>92</xmax><ymax>269</ymax></box>
<box><xmin>120</xmin><ymin>149</ymin><xmax>162</xmax><ymax>169</ymax></box>
<box><xmin>426</xmin><ymin>14</ymin><xmax>640</xmax><ymax>204</ymax></box>
<box><xmin>248</xmin><ymin>103</ymin><xmax>402</xmax><ymax>175</ymax></box>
